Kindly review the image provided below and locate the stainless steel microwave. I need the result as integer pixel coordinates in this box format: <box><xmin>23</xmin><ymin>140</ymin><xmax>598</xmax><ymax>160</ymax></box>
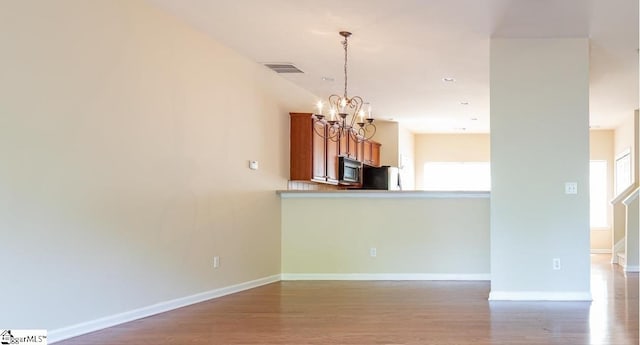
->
<box><xmin>338</xmin><ymin>156</ymin><xmax>361</xmax><ymax>184</ymax></box>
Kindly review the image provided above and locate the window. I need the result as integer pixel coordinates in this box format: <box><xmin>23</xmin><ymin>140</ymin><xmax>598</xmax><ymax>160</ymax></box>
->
<box><xmin>615</xmin><ymin>149</ymin><xmax>632</xmax><ymax>196</ymax></box>
<box><xmin>590</xmin><ymin>160</ymin><xmax>608</xmax><ymax>228</ymax></box>
<box><xmin>423</xmin><ymin>162</ymin><xmax>491</xmax><ymax>191</ymax></box>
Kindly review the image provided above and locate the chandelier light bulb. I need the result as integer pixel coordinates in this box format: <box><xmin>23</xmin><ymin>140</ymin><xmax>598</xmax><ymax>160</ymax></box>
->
<box><xmin>329</xmin><ymin>107</ymin><xmax>336</xmax><ymax>121</ymax></box>
<box><xmin>340</xmin><ymin>98</ymin><xmax>347</xmax><ymax>112</ymax></box>
<box><xmin>316</xmin><ymin>101</ymin><xmax>324</xmax><ymax>115</ymax></box>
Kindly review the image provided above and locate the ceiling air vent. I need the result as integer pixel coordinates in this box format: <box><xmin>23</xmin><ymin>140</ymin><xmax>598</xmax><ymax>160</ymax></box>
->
<box><xmin>264</xmin><ymin>63</ymin><xmax>304</xmax><ymax>74</ymax></box>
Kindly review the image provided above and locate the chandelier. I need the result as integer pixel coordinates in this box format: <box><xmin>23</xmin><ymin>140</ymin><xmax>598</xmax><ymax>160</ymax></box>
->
<box><xmin>313</xmin><ymin>31</ymin><xmax>375</xmax><ymax>142</ymax></box>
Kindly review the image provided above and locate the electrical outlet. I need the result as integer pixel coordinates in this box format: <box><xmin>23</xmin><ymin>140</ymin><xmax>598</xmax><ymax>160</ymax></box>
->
<box><xmin>213</xmin><ymin>256</ymin><xmax>220</xmax><ymax>268</ymax></box>
<box><xmin>553</xmin><ymin>258</ymin><xmax>561</xmax><ymax>270</ymax></box>
<box><xmin>370</xmin><ymin>247</ymin><xmax>377</xmax><ymax>257</ymax></box>
<box><xmin>564</xmin><ymin>182</ymin><xmax>578</xmax><ymax>194</ymax></box>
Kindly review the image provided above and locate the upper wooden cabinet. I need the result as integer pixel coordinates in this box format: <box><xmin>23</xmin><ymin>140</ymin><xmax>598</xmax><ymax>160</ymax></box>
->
<box><xmin>363</xmin><ymin>140</ymin><xmax>381</xmax><ymax>167</ymax></box>
<box><xmin>347</xmin><ymin>134</ymin><xmax>358</xmax><ymax>160</ymax></box>
<box><xmin>290</xmin><ymin>113</ymin><xmax>338</xmax><ymax>184</ymax></box>
<box><xmin>290</xmin><ymin>112</ymin><xmax>381</xmax><ymax>183</ymax></box>
<box><xmin>311</xmin><ymin>120</ymin><xmax>327</xmax><ymax>182</ymax></box>
<box><xmin>370</xmin><ymin>141</ymin><xmax>381</xmax><ymax>167</ymax></box>
<box><xmin>338</xmin><ymin>131</ymin><xmax>359</xmax><ymax>160</ymax></box>
<box><xmin>326</xmin><ymin>134</ymin><xmax>339</xmax><ymax>184</ymax></box>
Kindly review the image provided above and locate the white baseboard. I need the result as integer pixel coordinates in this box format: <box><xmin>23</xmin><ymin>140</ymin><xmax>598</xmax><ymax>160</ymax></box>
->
<box><xmin>590</xmin><ymin>249</ymin><xmax>612</xmax><ymax>254</ymax></box>
<box><xmin>49</xmin><ymin>274</ymin><xmax>281</xmax><ymax>344</ymax></box>
<box><xmin>281</xmin><ymin>273</ymin><xmax>490</xmax><ymax>281</ymax></box>
<box><xmin>624</xmin><ymin>265</ymin><xmax>640</xmax><ymax>272</ymax></box>
<box><xmin>488</xmin><ymin>291</ymin><xmax>592</xmax><ymax>301</ymax></box>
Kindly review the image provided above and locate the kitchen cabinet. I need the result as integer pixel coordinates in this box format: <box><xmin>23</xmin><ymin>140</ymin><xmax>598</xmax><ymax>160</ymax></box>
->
<box><xmin>356</xmin><ymin>139</ymin><xmax>364</xmax><ymax>162</ymax></box>
<box><xmin>363</xmin><ymin>140</ymin><xmax>381</xmax><ymax>167</ymax></box>
<box><xmin>338</xmin><ymin>131</ymin><xmax>359</xmax><ymax>160</ymax></box>
<box><xmin>290</xmin><ymin>112</ymin><xmax>381</xmax><ymax>183</ymax></box>
<box><xmin>371</xmin><ymin>141</ymin><xmax>381</xmax><ymax>167</ymax></box>
<box><xmin>326</xmin><ymin>134</ymin><xmax>339</xmax><ymax>183</ymax></box>
<box><xmin>347</xmin><ymin>134</ymin><xmax>359</xmax><ymax>159</ymax></box>
<box><xmin>311</xmin><ymin>120</ymin><xmax>326</xmax><ymax>182</ymax></box>
<box><xmin>290</xmin><ymin>112</ymin><xmax>338</xmax><ymax>184</ymax></box>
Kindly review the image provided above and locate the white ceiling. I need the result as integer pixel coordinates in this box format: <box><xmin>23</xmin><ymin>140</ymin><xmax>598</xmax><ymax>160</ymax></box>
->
<box><xmin>148</xmin><ymin>0</ymin><xmax>638</xmax><ymax>133</ymax></box>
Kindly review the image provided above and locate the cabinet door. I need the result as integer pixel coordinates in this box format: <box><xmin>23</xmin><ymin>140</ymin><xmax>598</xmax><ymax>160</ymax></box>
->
<box><xmin>289</xmin><ymin>113</ymin><xmax>314</xmax><ymax>180</ymax></box>
<box><xmin>363</xmin><ymin>140</ymin><xmax>372</xmax><ymax>165</ymax></box>
<box><xmin>371</xmin><ymin>141</ymin><xmax>381</xmax><ymax>167</ymax></box>
<box><xmin>356</xmin><ymin>137</ymin><xmax>364</xmax><ymax>162</ymax></box>
<box><xmin>339</xmin><ymin>132</ymin><xmax>348</xmax><ymax>157</ymax></box>
<box><xmin>326</xmin><ymin>138</ymin><xmax>339</xmax><ymax>183</ymax></box>
<box><xmin>312</xmin><ymin>122</ymin><xmax>327</xmax><ymax>182</ymax></box>
<box><xmin>347</xmin><ymin>133</ymin><xmax>358</xmax><ymax>159</ymax></box>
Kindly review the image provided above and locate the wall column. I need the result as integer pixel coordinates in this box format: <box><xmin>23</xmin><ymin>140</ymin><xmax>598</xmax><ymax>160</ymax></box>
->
<box><xmin>490</xmin><ymin>38</ymin><xmax>591</xmax><ymax>300</ymax></box>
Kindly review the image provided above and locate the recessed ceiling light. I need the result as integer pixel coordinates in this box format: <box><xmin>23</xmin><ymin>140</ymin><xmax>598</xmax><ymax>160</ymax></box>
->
<box><xmin>461</xmin><ymin>101</ymin><xmax>470</xmax><ymax>105</ymax></box>
<box><xmin>470</xmin><ymin>117</ymin><xmax>478</xmax><ymax>121</ymax></box>
<box><xmin>442</xmin><ymin>77</ymin><xmax>456</xmax><ymax>82</ymax></box>
<box><xmin>322</xmin><ymin>77</ymin><xmax>334</xmax><ymax>82</ymax></box>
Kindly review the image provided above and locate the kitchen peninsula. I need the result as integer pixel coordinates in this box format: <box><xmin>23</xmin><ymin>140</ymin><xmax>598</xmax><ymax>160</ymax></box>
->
<box><xmin>277</xmin><ymin>189</ymin><xmax>490</xmax><ymax>280</ymax></box>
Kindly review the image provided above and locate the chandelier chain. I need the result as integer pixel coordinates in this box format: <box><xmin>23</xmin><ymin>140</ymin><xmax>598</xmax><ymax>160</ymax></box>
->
<box><xmin>343</xmin><ymin>35</ymin><xmax>348</xmax><ymax>100</ymax></box>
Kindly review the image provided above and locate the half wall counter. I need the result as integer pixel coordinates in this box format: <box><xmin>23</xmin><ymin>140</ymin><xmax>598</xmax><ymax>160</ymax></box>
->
<box><xmin>278</xmin><ymin>190</ymin><xmax>490</xmax><ymax>280</ymax></box>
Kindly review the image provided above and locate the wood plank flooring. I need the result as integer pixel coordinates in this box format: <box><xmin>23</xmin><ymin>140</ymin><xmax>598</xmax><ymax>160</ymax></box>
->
<box><xmin>59</xmin><ymin>254</ymin><xmax>638</xmax><ymax>344</ymax></box>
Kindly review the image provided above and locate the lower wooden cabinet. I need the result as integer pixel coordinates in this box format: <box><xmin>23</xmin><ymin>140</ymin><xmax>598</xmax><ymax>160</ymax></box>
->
<box><xmin>290</xmin><ymin>112</ymin><xmax>381</xmax><ymax>184</ymax></box>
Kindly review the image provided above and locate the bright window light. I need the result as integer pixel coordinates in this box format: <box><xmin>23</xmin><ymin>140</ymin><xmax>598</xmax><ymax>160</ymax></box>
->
<box><xmin>423</xmin><ymin>162</ymin><xmax>491</xmax><ymax>191</ymax></box>
<box><xmin>590</xmin><ymin>160</ymin><xmax>608</xmax><ymax>228</ymax></box>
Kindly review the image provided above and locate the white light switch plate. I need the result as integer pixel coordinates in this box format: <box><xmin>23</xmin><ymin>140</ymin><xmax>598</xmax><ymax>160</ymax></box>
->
<box><xmin>565</xmin><ymin>182</ymin><xmax>578</xmax><ymax>194</ymax></box>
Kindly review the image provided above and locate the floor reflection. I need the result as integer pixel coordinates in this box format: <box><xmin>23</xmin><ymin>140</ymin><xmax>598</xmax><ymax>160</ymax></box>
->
<box><xmin>489</xmin><ymin>254</ymin><xmax>638</xmax><ymax>345</ymax></box>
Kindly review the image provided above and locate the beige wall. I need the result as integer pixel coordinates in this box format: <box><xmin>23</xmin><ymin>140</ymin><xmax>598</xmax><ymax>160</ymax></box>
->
<box><xmin>281</xmin><ymin>196</ymin><xmax>490</xmax><ymax>275</ymax></box>
<box><xmin>589</xmin><ymin>130</ymin><xmax>614</xmax><ymax>251</ymax></box>
<box><xmin>398</xmin><ymin>125</ymin><xmax>416</xmax><ymax>190</ymax></box>
<box><xmin>614</xmin><ymin>112</ymin><xmax>637</xmax><ymax>187</ymax></box>
<box><xmin>414</xmin><ymin>134</ymin><xmax>490</xmax><ymax>190</ymax></box>
<box><xmin>374</xmin><ymin>121</ymin><xmax>400</xmax><ymax>167</ymax></box>
<box><xmin>373</xmin><ymin>121</ymin><xmax>416</xmax><ymax>190</ymax></box>
<box><xmin>0</xmin><ymin>0</ymin><xmax>316</xmax><ymax>331</ymax></box>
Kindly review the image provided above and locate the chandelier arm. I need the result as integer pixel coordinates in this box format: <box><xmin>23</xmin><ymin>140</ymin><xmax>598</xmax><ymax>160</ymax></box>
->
<box><xmin>328</xmin><ymin>94</ymin><xmax>342</xmax><ymax>115</ymax></box>
<box><xmin>327</xmin><ymin>124</ymin><xmax>341</xmax><ymax>142</ymax></box>
<box><xmin>312</xmin><ymin>121</ymin><xmax>326</xmax><ymax>138</ymax></box>
<box><xmin>348</xmin><ymin>96</ymin><xmax>364</xmax><ymax>127</ymax></box>
<box><xmin>314</xmin><ymin>121</ymin><xmax>344</xmax><ymax>141</ymax></box>
<box><xmin>357</xmin><ymin>123</ymin><xmax>376</xmax><ymax>141</ymax></box>
<box><xmin>348</xmin><ymin>127</ymin><xmax>360</xmax><ymax>142</ymax></box>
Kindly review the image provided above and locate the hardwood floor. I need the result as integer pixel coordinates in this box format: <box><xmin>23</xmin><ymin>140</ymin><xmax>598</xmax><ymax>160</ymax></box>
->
<box><xmin>59</xmin><ymin>254</ymin><xmax>638</xmax><ymax>344</ymax></box>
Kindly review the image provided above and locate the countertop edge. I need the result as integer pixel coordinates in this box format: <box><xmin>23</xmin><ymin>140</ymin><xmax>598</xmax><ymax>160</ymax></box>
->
<box><xmin>276</xmin><ymin>190</ymin><xmax>490</xmax><ymax>199</ymax></box>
